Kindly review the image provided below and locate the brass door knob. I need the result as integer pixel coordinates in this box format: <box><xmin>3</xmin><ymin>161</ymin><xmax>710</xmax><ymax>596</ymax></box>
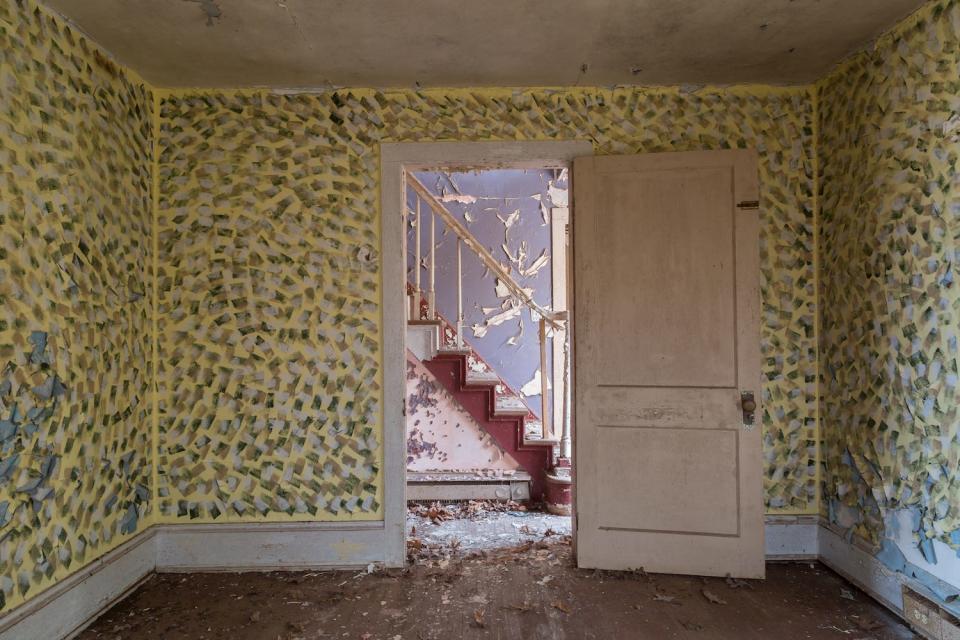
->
<box><xmin>741</xmin><ymin>398</ymin><xmax>757</xmax><ymax>413</ymax></box>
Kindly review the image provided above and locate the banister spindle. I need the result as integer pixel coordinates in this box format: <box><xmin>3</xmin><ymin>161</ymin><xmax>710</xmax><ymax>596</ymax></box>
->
<box><xmin>413</xmin><ymin>196</ymin><xmax>421</xmax><ymax>319</ymax></box>
<box><xmin>539</xmin><ymin>317</ymin><xmax>550</xmax><ymax>440</ymax></box>
<box><xmin>456</xmin><ymin>237</ymin><xmax>463</xmax><ymax>348</ymax></box>
<box><xmin>428</xmin><ymin>209</ymin><xmax>436</xmax><ymax>319</ymax></box>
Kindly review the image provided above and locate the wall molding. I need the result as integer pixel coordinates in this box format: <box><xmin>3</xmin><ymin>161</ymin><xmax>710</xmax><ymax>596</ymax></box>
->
<box><xmin>155</xmin><ymin>521</ymin><xmax>387</xmax><ymax>572</ymax></box>
<box><xmin>765</xmin><ymin>515</ymin><xmax>819</xmax><ymax>560</ymax></box>
<box><xmin>0</xmin><ymin>528</ymin><xmax>157</xmax><ymax>640</ymax></box>
<box><xmin>818</xmin><ymin>519</ymin><xmax>908</xmax><ymax>614</ymax></box>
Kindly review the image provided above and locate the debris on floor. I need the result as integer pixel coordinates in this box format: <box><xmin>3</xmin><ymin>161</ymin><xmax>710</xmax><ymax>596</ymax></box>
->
<box><xmin>406</xmin><ymin>501</ymin><xmax>572</xmax><ymax>561</ymax></box>
<box><xmin>78</xmin><ymin>540</ymin><xmax>919</xmax><ymax>640</ymax></box>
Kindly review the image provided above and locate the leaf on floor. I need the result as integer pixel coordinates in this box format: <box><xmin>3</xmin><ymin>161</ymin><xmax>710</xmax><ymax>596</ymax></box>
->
<box><xmin>853</xmin><ymin>616</ymin><xmax>885</xmax><ymax>631</ymax></box>
<box><xmin>724</xmin><ymin>573</ymin><xmax>753</xmax><ymax>589</ymax></box>
<box><xmin>551</xmin><ymin>600</ymin><xmax>571</xmax><ymax>614</ymax></box>
<box><xmin>652</xmin><ymin>594</ymin><xmax>681</xmax><ymax>605</ymax></box>
<box><xmin>701</xmin><ymin>588</ymin><xmax>727</xmax><ymax>605</ymax></box>
<box><xmin>504</xmin><ymin>600</ymin><xmax>533</xmax><ymax>612</ymax></box>
<box><xmin>473</xmin><ymin>607</ymin><xmax>486</xmax><ymax>628</ymax></box>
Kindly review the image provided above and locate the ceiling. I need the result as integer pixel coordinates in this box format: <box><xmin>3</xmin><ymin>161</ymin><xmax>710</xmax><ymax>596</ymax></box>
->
<box><xmin>44</xmin><ymin>0</ymin><xmax>927</xmax><ymax>89</ymax></box>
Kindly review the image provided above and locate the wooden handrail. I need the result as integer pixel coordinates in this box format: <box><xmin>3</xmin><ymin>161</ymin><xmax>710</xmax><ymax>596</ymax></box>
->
<box><xmin>406</xmin><ymin>173</ymin><xmax>563</xmax><ymax>329</ymax></box>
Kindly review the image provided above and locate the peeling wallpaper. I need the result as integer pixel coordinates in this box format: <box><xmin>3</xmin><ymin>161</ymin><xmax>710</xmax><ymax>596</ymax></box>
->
<box><xmin>0</xmin><ymin>0</ymin><xmax>154</xmax><ymax>612</ymax></box>
<box><xmin>155</xmin><ymin>84</ymin><xmax>819</xmax><ymax>522</ymax></box>
<box><xmin>818</xmin><ymin>0</ymin><xmax>960</xmax><ymax>603</ymax></box>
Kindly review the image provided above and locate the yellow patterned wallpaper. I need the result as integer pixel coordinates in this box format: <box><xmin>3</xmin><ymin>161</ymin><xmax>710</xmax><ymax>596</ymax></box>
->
<box><xmin>818</xmin><ymin>0</ymin><xmax>960</xmax><ymax>557</ymax></box>
<box><xmin>155</xmin><ymin>86</ymin><xmax>820</xmax><ymax>522</ymax></box>
<box><xmin>0</xmin><ymin>0</ymin><xmax>154</xmax><ymax>612</ymax></box>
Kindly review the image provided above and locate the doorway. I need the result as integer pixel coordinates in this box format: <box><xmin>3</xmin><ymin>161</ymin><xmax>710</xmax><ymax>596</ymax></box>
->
<box><xmin>380</xmin><ymin>141</ymin><xmax>590</xmax><ymax>567</ymax></box>
<box><xmin>403</xmin><ymin>166</ymin><xmax>572</xmax><ymax>553</ymax></box>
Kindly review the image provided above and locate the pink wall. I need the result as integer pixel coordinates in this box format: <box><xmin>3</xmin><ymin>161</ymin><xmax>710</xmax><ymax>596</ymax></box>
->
<box><xmin>406</xmin><ymin>354</ymin><xmax>520</xmax><ymax>474</ymax></box>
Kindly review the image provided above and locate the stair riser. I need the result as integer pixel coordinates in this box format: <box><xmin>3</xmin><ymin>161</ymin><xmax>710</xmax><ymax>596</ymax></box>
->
<box><xmin>421</xmin><ymin>356</ymin><xmax>551</xmax><ymax>500</ymax></box>
<box><xmin>406</xmin><ymin>324</ymin><xmax>440</xmax><ymax>361</ymax></box>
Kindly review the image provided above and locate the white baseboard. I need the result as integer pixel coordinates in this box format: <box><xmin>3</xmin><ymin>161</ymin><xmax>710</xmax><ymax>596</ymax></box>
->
<box><xmin>155</xmin><ymin>521</ymin><xmax>388</xmax><ymax>572</ymax></box>
<box><xmin>0</xmin><ymin>529</ymin><xmax>156</xmax><ymax>640</ymax></box>
<box><xmin>765</xmin><ymin>515</ymin><xmax>819</xmax><ymax>560</ymax></box>
<box><xmin>818</xmin><ymin>520</ymin><xmax>906</xmax><ymax>614</ymax></box>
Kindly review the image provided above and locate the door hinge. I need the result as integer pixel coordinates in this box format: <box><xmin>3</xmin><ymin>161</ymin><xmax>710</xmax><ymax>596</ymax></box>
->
<box><xmin>736</xmin><ymin>200</ymin><xmax>760</xmax><ymax>210</ymax></box>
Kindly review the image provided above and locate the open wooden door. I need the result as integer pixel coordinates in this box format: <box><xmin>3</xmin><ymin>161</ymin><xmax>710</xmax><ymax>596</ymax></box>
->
<box><xmin>573</xmin><ymin>149</ymin><xmax>763</xmax><ymax>578</ymax></box>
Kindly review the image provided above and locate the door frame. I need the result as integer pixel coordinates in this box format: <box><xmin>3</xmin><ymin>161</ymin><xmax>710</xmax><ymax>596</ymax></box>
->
<box><xmin>379</xmin><ymin>140</ymin><xmax>593</xmax><ymax>566</ymax></box>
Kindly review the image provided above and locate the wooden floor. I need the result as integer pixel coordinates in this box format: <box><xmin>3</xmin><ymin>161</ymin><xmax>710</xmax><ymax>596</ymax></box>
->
<box><xmin>78</xmin><ymin>538</ymin><xmax>917</xmax><ymax>639</ymax></box>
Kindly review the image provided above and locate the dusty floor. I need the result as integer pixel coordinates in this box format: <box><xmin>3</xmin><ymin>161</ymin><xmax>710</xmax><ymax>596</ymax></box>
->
<box><xmin>80</xmin><ymin>511</ymin><xmax>917</xmax><ymax>640</ymax></box>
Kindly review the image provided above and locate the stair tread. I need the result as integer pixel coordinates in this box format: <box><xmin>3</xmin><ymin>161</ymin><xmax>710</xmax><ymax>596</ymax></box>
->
<box><xmin>523</xmin><ymin>437</ymin><xmax>560</xmax><ymax>447</ymax></box>
<box><xmin>464</xmin><ymin>370</ymin><xmax>500</xmax><ymax>385</ymax></box>
<box><xmin>437</xmin><ymin>345</ymin><xmax>471</xmax><ymax>355</ymax></box>
<box><xmin>494</xmin><ymin>395</ymin><xmax>530</xmax><ymax>415</ymax></box>
<box><xmin>523</xmin><ymin>421</ymin><xmax>557</xmax><ymax>444</ymax></box>
<box><xmin>408</xmin><ymin>470</ymin><xmax>532</xmax><ymax>482</ymax></box>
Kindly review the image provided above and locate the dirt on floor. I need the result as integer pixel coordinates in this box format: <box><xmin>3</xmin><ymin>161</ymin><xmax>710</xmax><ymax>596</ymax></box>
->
<box><xmin>80</xmin><ymin>524</ymin><xmax>917</xmax><ymax>640</ymax></box>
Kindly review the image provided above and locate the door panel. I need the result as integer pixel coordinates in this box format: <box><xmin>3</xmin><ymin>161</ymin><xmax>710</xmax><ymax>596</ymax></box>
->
<box><xmin>596</xmin><ymin>427</ymin><xmax>739</xmax><ymax>535</ymax></box>
<box><xmin>574</xmin><ymin>149</ymin><xmax>763</xmax><ymax>578</ymax></box>
<box><xmin>596</xmin><ymin>166</ymin><xmax>737</xmax><ymax>389</ymax></box>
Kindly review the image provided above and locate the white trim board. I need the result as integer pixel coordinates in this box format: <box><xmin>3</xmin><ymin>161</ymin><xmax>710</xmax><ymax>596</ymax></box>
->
<box><xmin>378</xmin><ymin>140</ymin><xmax>594</xmax><ymax>567</ymax></box>
<box><xmin>155</xmin><ymin>521</ymin><xmax>387</xmax><ymax>571</ymax></box>
<box><xmin>765</xmin><ymin>515</ymin><xmax>819</xmax><ymax>560</ymax></box>
<box><xmin>0</xmin><ymin>529</ymin><xmax>156</xmax><ymax>640</ymax></box>
<box><xmin>818</xmin><ymin>519</ymin><xmax>907</xmax><ymax>614</ymax></box>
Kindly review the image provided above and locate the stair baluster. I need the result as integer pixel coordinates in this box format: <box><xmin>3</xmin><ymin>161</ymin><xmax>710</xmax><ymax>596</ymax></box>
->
<box><xmin>456</xmin><ymin>237</ymin><xmax>464</xmax><ymax>348</ymax></box>
<box><xmin>428</xmin><ymin>206</ymin><xmax>436</xmax><ymax>319</ymax></box>
<box><xmin>412</xmin><ymin>196</ymin><xmax>421</xmax><ymax>320</ymax></box>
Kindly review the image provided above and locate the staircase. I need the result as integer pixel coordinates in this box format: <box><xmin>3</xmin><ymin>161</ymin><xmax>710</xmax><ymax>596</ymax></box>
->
<box><xmin>406</xmin><ymin>311</ymin><xmax>556</xmax><ymax>500</ymax></box>
<box><xmin>403</xmin><ymin>172</ymin><xmax>567</xmax><ymax>504</ymax></box>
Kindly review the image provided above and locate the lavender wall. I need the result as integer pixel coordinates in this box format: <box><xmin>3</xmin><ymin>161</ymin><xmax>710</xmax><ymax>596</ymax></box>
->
<box><xmin>406</xmin><ymin>169</ymin><xmax>567</xmax><ymax>419</ymax></box>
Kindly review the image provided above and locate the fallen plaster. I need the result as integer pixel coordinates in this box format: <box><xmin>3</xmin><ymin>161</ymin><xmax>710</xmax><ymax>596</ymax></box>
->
<box><xmin>407</xmin><ymin>503</ymin><xmax>571</xmax><ymax>553</ymax></box>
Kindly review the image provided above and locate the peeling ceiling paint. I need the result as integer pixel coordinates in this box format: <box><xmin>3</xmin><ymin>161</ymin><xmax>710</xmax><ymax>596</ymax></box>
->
<box><xmin>42</xmin><ymin>0</ymin><xmax>927</xmax><ymax>88</ymax></box>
